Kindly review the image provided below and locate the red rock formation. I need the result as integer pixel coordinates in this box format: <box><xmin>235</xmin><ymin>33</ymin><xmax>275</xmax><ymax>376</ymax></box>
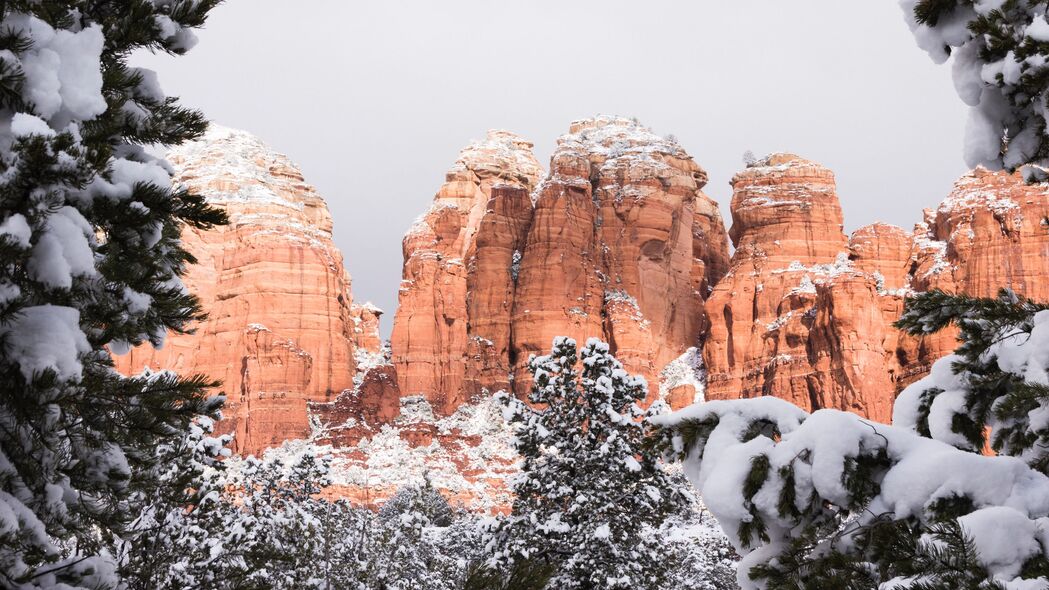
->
<box><xmin>390</xmin><ymin>131</ymin><xmax>543</xmax><ymax>415</ymax></box>
<box><xmin>511</xmin><ymin>117</ymin><xmax>730</xmax><ymax>404</ymax></box>
<box><xmin>350</xmin><ymin>302</ymin><xmax>384</xmax><ymax>355</ymax></box>
<box><xmin>112</xmin><ymin>126</ymin><xmax>360</xmax><ymax>456</ymax></box>
<box><xmin>391</xmin><ymin>117</ymin><xmax>731</xmax><ymax>412</ymax></box>
<box><xmin>899</xmin><ymin>167</ymin><xmax>1049</xmax><ymax>382</ymax></box>
<box><xmin>704</xmin><ymin>160</ymin><xmax>1049</xmax><ymax>423</ymax></box>
<box><xmin>311</xmin><ymin>364</ymin><xmax>401</xmax><ymax>447</ymax></box>
<box><xmin>703</xmin><ymin>154</ymin><xmax>852</xmax><ymax>413</ymax></box>
<box><xmin>109</xmin><ymin>121</ymin><xmax>1049</xmax><ymax>506</ymax></box>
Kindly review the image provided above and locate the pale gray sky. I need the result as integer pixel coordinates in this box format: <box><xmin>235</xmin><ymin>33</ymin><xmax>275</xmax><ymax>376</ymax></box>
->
<box><xmin>135</xmin><ymin>1</ymin><xmax>969</xmax><ymax>336</ymax></box>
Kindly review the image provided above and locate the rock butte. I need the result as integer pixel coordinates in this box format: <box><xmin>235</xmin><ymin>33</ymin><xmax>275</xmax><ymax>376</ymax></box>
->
<box><xmin>113</xmin><ymin>126</ymin><xmax>372</xmax><ymax>456</ymax></box>
<box><xmin>115</xmin><ymin>122</ymin><xmax>1049</xmax><ymax>507</ymax></box>
<box><xmin>391</xmin><ymin>116</ymin><xmax>730</xmax><ymax>413</ymax></box>
<box><xmin>702</xmin><ymin>156</ymin><xmax>1049</xmax><ymax>422</ymax></box>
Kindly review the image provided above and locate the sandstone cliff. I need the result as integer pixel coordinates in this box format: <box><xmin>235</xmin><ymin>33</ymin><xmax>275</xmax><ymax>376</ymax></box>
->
<box><xmin>113</xmin><ymin>126</ymin><xmax>361</xmax><ymax>456</ymax></box>
<box><xmin>510</xmin><ymin>117</ymin><xmax>730</xmax><ymax>404</ymax></box>
<box><xmin>113</xmin><ymin>121</ymin><xmax>1049</xmax><ymax>508</ymax></box>
<box><xmin>391</xmin><ymin>117</ymin><xmax>731</xmax><ymax>412</ymax></box>
<box><xmin>702</xmin><ymin>158</ymin><xmax>1049</xmax><ymax>422</ymax></box>
<box><xmin>389</xmin><ymin>130</ymin><xmax>544</xmax><ymax>415</ymax></box>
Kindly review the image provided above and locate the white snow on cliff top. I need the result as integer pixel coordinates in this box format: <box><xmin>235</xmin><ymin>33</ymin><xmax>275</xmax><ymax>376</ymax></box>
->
<box><xmin>166</xmin><ymin>124</ymin><xmax>317</xmax><ymax>208</ymax></box>
<box><xmin>558</xmin><ymin>115</ymin><xmax>689</xmax><ymax>162</ymax></box>
<box><xmin>937</xmin><ymin>167</ymin><xmax>1032</xmax><ymax>218</ymax></box>
<box><xmin>452</xmin><ymin>129</ymin><xmax>545</xmax><ymax>185</ymax></box>
<box><xmin>164</xmin><ymin>124</ymin><xmax>343</xmax><ymax>249</ymax></box>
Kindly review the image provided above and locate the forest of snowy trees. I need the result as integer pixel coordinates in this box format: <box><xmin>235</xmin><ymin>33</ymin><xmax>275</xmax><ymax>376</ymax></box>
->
<box><xmin>2</xmin><ymin>0</ymin><xmax>1049</xmax><ymax>589</ymax></box>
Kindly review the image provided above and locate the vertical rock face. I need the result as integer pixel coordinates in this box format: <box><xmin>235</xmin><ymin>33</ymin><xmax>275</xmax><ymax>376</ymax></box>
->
<box><xmin>703</xmin><ymin>154</ymin><xmax>857</xmax><ymax>415</ymax></box>
<box><xmin>113</xmin><ymin>126</ymin><xmax>360</xmax><ymax>456</ymax></box>
<box><xmin>391</xmin><ymin>117</ymin><xmax>731</xmax><ymax>413</ymax></box>
<box><xmin>914</xmin><ymin>167</ymin><xmax>1049</xmax><ymax>299</ymax></box>
<box><xmin>510</xmin><ymin>117</ymin><xmax>729</xmax><ymax>402</ymax></box>
<box><xmin>390</xmin><ymin>131</ymin><xmax>543</xmax><ymax>415</ymax></box>
<box><xmin>899</xmin><ymin>167</ymin><xmax>1049</xmax><ymax>382</ymax></box>
<box><xmin>703</xmin><ymin>159</ymin><xmax>1049</xmax><ymax>423</ymax></box>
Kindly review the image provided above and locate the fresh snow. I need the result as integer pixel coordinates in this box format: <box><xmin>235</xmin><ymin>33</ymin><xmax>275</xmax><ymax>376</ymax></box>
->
<box><xmin>658</xmin><ymin>347</ymin><xmax>706</xmax><ymax>404</ymax></box>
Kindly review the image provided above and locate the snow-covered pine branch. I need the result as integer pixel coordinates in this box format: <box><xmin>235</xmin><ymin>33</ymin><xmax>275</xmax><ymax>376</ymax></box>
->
<box><xmin>654</xmin><ymin>289</ymin><xmax>1049</xmax><ymax>589</ymax></box>
<box><xmin>901</xmin><ymin>0</ymin><xmax>1049</xmax><ymax>177</ymax></box>
<box><xmin>0</xmin><ymin>3</ymin><xmax>226</xmax><ymax>588</ymax></box>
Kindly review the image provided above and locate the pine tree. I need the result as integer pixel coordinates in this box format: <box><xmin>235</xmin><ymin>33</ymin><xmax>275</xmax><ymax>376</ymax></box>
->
<box><xmin>0</xmin><ymin>3</ymin><xmax>225</xmax><ymax>588</ymax></box>
<box><xmin>131</xmin><ymin>451</ymin><xmax>341</xmax><ymax>590</ymax></box>
<box><xmin>360</xmin><ymin>479</ymin><xmax>467</xmax><ymax>590</ymax></box>
<box><xmin>654</xmin><ymin>289</ymin><xmax>1049</xmax><ymax>589</ymax></box>
<box><xmin>902</xmin><ymin>0</ymin><xmax>1049</xmax><ymax>175</ymax></box>
<box><xmin>484</xmin><ymin>337</ymin><xmax>687</xmax><ymax>590</ymax></box>
<box><xmin>116</xmin><ymin>395</ymin><xmax>232</xmax><ymax>589</ymax></box>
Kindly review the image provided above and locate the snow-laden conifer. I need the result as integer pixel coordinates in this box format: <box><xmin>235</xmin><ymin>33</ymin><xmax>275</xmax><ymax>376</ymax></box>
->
<box><xmin>484</xmin><ymin>337</ymin><xmax>687</xmax><ymax>589</ymax></box>
<box><xmin>0</xmin><ymin>3</ymin><xmax>225</xmax><ymax>587</ymax></box>
<box><xmin>902</xmin><ymin>0</ymin><xmax>1049</xmax><ymax>176</ymax></box>
<box><xmin>655</xmin><ymin>289</ymin><xmax>1049</xmax><ymax>589</ymax></box>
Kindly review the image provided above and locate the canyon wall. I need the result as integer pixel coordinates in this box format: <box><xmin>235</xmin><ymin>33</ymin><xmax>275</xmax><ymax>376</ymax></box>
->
<box><xmin>702</xmin><ymin>158</ymin><xmax>1049</xmax><ymax>422</ymax></box>
<box><xmin>113</xmin><ymin>126</ymin><xmax>372</xmax><ymax>456</ymax></box>
<box><xmin>113</xmin><ymin>121</ymin><xmax>1049</xmax><ymax>507</ymax></box>
<box><xmin>391</xmin><ymin>117</ymin><xmax>731</xmax><ymax>413</ymax></box>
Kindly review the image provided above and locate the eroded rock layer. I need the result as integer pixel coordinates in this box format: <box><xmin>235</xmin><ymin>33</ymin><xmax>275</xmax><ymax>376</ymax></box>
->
<box><xmin>113</xmin><ymin>126</ymin><xmax>363</xmax><ymax>456</ymax></box>
<box><xmin>114</xmin><ymin>121</ymin><xmax>1049</xmax><ymax>507</ymax></box>
<box><xmin>389</xmin><ymin>131</ymin><xmax>544</xmax><ymax>415</ymax></box>
<box><xmin>703</xmin><ymin>159</ymin><xmax>1049</xmax><ymax>422</ymax></box>
<box><xmin>391</xmin><ymin>117</ymin><xmax>732</xmax><ymax>412</ymax></box>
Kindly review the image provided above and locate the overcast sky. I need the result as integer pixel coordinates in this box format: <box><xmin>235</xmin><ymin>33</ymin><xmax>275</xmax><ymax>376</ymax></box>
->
<box><xmin>134</xmin><ymin>1</ymin><xmax>969</xmax><ymax>335</ymax></box>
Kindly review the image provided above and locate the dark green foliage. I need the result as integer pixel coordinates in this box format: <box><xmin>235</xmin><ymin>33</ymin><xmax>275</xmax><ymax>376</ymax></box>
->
<box><xmin>463</xmin><ymin>560</ymin><xmax>556</xmax><ymax>590</ymax></box>
<box><xmin>738</xmin><ymin>455</ymin><xmax>771</xmax><ymax>549</ymax></box>
<box><xmin>486</xmin><ymin>337</ymin><xmax>689</xmax><ymax>589</ymax></box>
<box><xmin>896</xmin><ymin>289</ymin><xmax>1049</xmax><ymax>468</ymax></box>
<box><xmin>0</xmin><ymin>2</ymin><xmax>225</xmax><ymax>588</ymax></box>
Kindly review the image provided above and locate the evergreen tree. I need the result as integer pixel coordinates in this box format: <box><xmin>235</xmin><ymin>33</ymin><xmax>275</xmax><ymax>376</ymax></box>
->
<box><xmin>360</xmin><ymin>479</ymin><xmax>469</xmax><ymax>590</ymax></box>
<box><xmin>129</xmin><ymin>451</ymin><xmax>341</xmax><ymax>590</ymax></box>
<box><xmin>484</xmin><ymin>337</ymin><xmax>687</xmax><ymax>590</ymax></box>
<box><xmin>116</xmin><ymin>373</ymin><xmax>232</xmax><ymax>589</ymax></box>
<box><xmin>0</xmin><ymin>3</ymin><xmax>225</xmax><ymax>587</ymax></box>
<box><xmin>901</xmin><ymin>0</ymin><xmax>1049</xmax><ymax>175</ymax></box>
<box><xmin>654</xmin><ymin>289</ymin><xmax>1049</xmax><ymax>589</ymax></box>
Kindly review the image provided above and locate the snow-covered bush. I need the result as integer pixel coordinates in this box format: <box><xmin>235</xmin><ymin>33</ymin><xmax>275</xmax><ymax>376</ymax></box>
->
<box><xmin>654</xmin><ymin>289</ymin><xmax>1049</xmax><ymax>589</ymax></box>
<box><xmin>0</xmin><ymin>3</ymin><xmax>225</xmax><ymax>588</ymax></box>
<box><xmin>901</xmin><ymin>0</ymin><xmax>1049</xmax><ymax>175</ymax></box>
<box><xmin>131</xmin><ymin>448</ymin><xmax>492</xmax><ymax>590</ymax></box>
<box><xmin>126</xmin><ymin>451</ymin><xmax>341</xmax><ymax>589</ymax></box>
<box><xmin>482</xmin><ymin>337</ymin><xmax>689</xmax><ymax>590</ymax></box>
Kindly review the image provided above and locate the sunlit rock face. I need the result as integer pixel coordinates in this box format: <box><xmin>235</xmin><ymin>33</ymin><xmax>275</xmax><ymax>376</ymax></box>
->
<box><xmin>702</xmin><ymin>154</ymin><xmax>863</xmax><ymax>415</ymax></box>
<box><xmin>391</xmin><ymin>117</ymin><xmax>731</xmax><ymax>414</ymax></box>
<box><xmin>389</xmin><ymin>130</ymin><xmax>544</xmax><ymax>415</ymax></box>
<box><xmin>896</xmin><ymin>167</ymin><xmax>1049</xmax><ymax>386</ymax></box>
<box><xmin>509</xmin><ymin>117</ymin><xmax>730</xmax><ymax>406</ymax></box>
<box><xmin>115</xmin><ymin>122</ymin><xmax>1049</xmax><ymax>507</ymax></box>
<box><xmin>703</xmin><ymin>159</ymin><xmax>1049</xmax><ymax>423</ymax></box>
<box><xmin>112</xmin><ymin>125</ymin><xmax>363</xmax><ymax>456</ymax></box>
